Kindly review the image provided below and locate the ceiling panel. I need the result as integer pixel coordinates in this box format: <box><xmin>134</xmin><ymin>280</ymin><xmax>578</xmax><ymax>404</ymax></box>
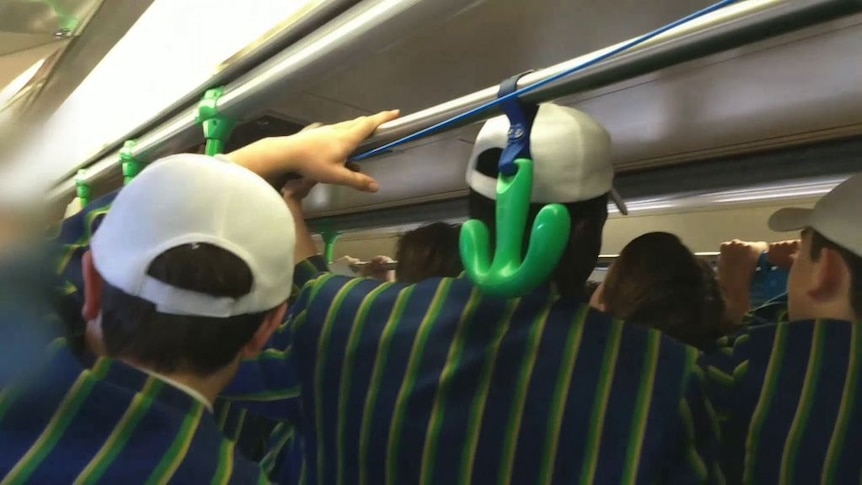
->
<box><xmin>0</xmin><ymin>0</ymin><xmax>103</xmax><ymax>35</ymax></box>
<box><xmin>0</xmin><ymin>32</ymin><xmax>61</xmax><ymax>57</ymax></box>
<box><xmin>272</xmin><ymin>0</ymin><xmax>715</xmax><ymax>118</ymax></box>
<box><xmin>557</xmin><ymin>14</ymin><xmax>862</xmax><ymax>169</ymax></box>
<box><xmin>0</xmin><ymin>0</ymin><xmax>108</xmax><ymax>121</ymax></box>
<box><xmin>0</xmin><ymin>39</ymin><xmax>66</xmax><ymax>92</ymax></box>
<box><xmin>296</xmin><ymin>12</ymin><xmax>862</xmax><ymax>220</ymax></box>
<box><xmin>19</xmin><ymin>0</ymin><xmax>157</xmax><ymax>120</ymax></box>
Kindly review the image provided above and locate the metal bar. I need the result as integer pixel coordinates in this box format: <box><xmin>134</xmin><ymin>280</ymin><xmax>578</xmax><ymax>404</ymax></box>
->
<box><xmin>51</xmin><ymin>0</ymin><xmax>358</xmax><ymax>185</ymax></box>
<box><xmin>354</xmin><ymin>0</ymin><xmax>862</xmax><ymax>155</ymax></box>
<box><xmin>349</xmin><ymin>252</ymin><xmax>721</xmax><ymax>273</ymax></box>
<box><xmin>48</xmin><ymin>0</ymin><xmax>482</xmax><ymax>202</ymax></box>
<box><xmin>48</xmin><ymin>0</ymin><xmax>862</xmax><ymax>202</ymax></box>
<box><xmin>597</xmin><ymin>252</ymin><xmax>720</xmax><ymax>266</ymax></box>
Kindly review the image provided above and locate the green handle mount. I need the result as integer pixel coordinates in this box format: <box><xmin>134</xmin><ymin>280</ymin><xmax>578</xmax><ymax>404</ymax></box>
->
<box><xmin>196</xmin><ymin>87</ymin><xmax>236</xmax><ymax>156</ymax></box>
<box><xmin>120</xmin><ymin>140</ymin><xmax>142</xmax><ymax>185</ymax></box>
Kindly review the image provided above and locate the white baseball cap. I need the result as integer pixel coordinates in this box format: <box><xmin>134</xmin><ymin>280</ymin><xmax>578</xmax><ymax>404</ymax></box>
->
<box><xmin>769</xmin><ymin>173</ymin><xmax>862</xmax><ymax>257</ymax></box>
<box><xmin>90</xmin><ymin>154</ymin><xmax>296</xmax><ymax>318</ymax></box>
<box><xmin>466</xmin><ymin>103</ymin><xmax>627</xmax><ymax>214</ymax></box>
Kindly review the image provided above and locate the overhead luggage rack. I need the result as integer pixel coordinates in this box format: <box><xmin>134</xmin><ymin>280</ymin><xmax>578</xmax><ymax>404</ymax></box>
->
<box><xmin>48</xmin><ymin>0</ymin><xmax>862</xmax><ymax>205</ymax></box>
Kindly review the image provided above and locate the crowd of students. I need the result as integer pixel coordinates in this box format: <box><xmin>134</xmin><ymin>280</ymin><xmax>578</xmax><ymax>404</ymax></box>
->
<box><xmin>0</xmin><ymin>103</ymin><xmax>860</xmax><ymax>483</ymax></box>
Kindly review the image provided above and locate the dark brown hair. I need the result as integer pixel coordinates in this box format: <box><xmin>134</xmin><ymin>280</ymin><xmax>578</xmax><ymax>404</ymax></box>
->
<box><xmin>395</xmin><ymin>222</ymin><xmax>464</xmax><ymax>284</ymax></box>
<box><xmin>601</xmin><ymin>232</ymin><xmax>726</xmax><ymax>349</ymax></box>
<box><xmin>100</xmin><ymin>243</ymin><xmax>277</xmax><ymax>376</ymax></box>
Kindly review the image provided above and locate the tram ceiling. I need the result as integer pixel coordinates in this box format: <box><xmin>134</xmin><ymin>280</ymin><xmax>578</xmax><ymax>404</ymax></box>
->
<box><xmin>0</xmin><ymin>0</ymin><xmax>155</xmax><ymax>124</ymax></box>
<box><xmin>0</xmin><ymin>0</ymin><xmax>102</xmax><ymax>108</ymax></box>
<box><xmin>271</xmin><ymin>0</ymin><xmax>720</xmax><ymax>121</ymax></box>
<box><xmin>47</xmin><ymin>0</ymin><xmax>862</xmax><ymax>211</ymax></box>
<box><xmin>277</xmin><ymin>0</ymin><xmax>862</xmax><ymax>219</ymax></box>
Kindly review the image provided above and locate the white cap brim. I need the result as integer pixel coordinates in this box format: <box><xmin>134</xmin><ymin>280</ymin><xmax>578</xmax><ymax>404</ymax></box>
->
<box><xmin>768</xmin><ymin>207</ymin><xmax>813</xmax><ymax>232</ymax></box>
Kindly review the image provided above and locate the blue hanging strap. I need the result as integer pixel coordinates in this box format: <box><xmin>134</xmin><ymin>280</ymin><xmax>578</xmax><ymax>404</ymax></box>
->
<box><xmin>496</xmin><ymin>71</ymin><xmax>539</xmax><ymax>176</ymax></box>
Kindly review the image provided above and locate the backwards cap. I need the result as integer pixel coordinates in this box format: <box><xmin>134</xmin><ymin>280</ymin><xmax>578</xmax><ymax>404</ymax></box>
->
<box><xmin>769</xmin><ymin>173</ymin><xmax>862</xmax><ymax>257</ymax></box>
<box><xmin>466</xmin><ymin>103</ymin><xmax>626</xmax><ymax>212</ymax></box>
<box><xmin>90</xmin><ymin>154</ymin><xmax>295</xmax><ymax>318</ymax></box>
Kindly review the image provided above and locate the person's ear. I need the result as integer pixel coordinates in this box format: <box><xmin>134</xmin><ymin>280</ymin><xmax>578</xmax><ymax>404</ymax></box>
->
<box><xmin>240</xmin><ymin>303</ymin><xmax>288</xmax><ymax>359</ymax></box>
<box><xmin>82</xmin><ymin>251</ymin><xmax>104</xmax><ymax>321</ymax></box>
<box><xmin>809</xmin><ymin>247</ymin><xmax>848</xmax><ymax>301</ymax></box>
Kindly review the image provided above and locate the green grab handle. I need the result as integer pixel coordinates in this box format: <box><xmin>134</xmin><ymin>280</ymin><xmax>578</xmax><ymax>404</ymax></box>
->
<box><xmin>322</xmin><ymin>231</ymin><xmax>340</xmax><ymax>264</ymax></box>
<box><xmin>460</xmin><ymin>158</ymin><xmax>570</xmax><ymax>298</ymax></box>
<box><xmin>120</xmin><ymin>140</ymin><xmax>142</xmax><ymax>185</ymax></box>
<box><xmin>196</xmin><ymin>87</ymin><xmax>236</xmax><ymax>156</ymax></box>
<box><xmin>75</xmin><ymin>169</ymin><xmax>91</xmax><ymax>208</ymax></box>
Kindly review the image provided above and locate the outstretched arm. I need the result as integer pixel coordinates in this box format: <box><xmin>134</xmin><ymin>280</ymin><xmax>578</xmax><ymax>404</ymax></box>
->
<box><xmin>227</xmin><ymin>110</ymin><xmax>398</xmax><ymax>190</ymax></box>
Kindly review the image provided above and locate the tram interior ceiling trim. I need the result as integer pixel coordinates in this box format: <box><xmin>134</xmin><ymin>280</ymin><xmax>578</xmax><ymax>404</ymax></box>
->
<box><xmin>10</xmin><ymin>0</ymin><xmax>159</xmax><ymax>122</ymax></box>
<box><xmin>0</xmin><ymin>0</ymin><xmax>109</xmax><ymax>118</ymax></box>
<box><xmin>46</xmin><ymin>0</ymin><xmax>862</xmax><ymax>204</ymax></box>
<box><xmin>304</xmin><ymin>135</ymin><xmax>862</xmax><ymax>234</ymax></box>
<box><xmin>69</xmin><ymin>0</ymin><xmax>359</xmax><ymax>171</ymax></box>
<box><xmin>351</xmin><ymin>0</ymin><xmax>862</xmax><ymax>157</ymax></box>
<box><xmin>47</xmin><ymin>0</ymin><xmax>483</xmax><ymax>202</ymax></box>
<box><xmin>613</xmin><ymin>135</ymin><xmax>862</xmax><ymax>200</ymax></box>
<box><xmin>0</xmin><ymin>0</ymin><xmax>102</xmax><ymax>36</ymax></box>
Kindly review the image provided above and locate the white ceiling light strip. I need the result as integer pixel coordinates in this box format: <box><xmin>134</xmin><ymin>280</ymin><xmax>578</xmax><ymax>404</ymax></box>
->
<box><xmin>609</xmin><ymin>175</ymin><xmax>845</xmax><ymax>215</ymax></box>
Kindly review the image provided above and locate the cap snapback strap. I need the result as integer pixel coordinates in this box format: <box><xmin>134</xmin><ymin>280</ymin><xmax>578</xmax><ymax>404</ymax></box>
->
<box><xmin>138</xmin><ymin>275</ymin><xmax>246</xmax><ymax>318</ymax></box>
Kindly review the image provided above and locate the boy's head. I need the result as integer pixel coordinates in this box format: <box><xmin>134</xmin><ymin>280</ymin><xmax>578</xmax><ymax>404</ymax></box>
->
<box><xmin>592</xmin><ymin>232</ymin><xmax>726</xmax><ymax>349</ymax></box>
<box><xmin>465</xmin><ymin>103</ymin><xmax>624</xmax><ymax>298</ymax></box>
<box><xmin>769</xmin><ymin>173</ymin><xmax>862</xmax><ymax>322</ymax></box>
<box><xmin>395</xmin><ymin>222</ymin><xmax>463</xmax><ymax>283</ymax></box>
<box><xmin>81</xmin><ymin>154</ymin><xmax>296</xmax><ymax>378</ymax></box>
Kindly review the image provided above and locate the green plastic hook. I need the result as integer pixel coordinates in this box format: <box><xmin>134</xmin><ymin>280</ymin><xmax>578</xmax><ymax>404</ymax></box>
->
<box><xmin>119</xmin><ymin>140</ymin><xmax>142</xmax><ymax>185</ymax></box>
<box><xmin>460</xmin><ymin>158</ymin><xmax>570</xmax><ymax>298</ymax></box>
<box><xmin>75</xmin><ymin>169</ymin><xmax>91</xmax><ymax>208</ymax></box>
<box><xmin>196</xmin><ymin>87</ymin><xmax>236</xmax><ymax>156</ymax></box>
<box><xmin>322</xmin><ymin>231</ymin><xmax>340</xmax><ymax>264</ymax></box>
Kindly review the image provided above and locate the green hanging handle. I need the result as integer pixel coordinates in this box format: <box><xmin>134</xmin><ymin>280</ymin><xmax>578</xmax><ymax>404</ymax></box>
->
<box><xmin>196</xmin><ymin>87</ymin><xmax>236</xmax><ymax>156</ymax></box>
<box><xmin>322</xmin><ymin>231</ymin><xmax>340</xmax><ymax>264</ymax></box>
<box><xmin>120</xmin><ymin>140</ymin><xmax>142</xmax><ymax>185</ymax></box>
<box><xmin>459</xmin><ymin>74</ymin><xmax>572</xmax><ymax>297</ymax></box>
<box><xmin>75</xmin><ymin>169</ymin><xmax>91</xmax><ymax>208</ymax></box>
<box><xmin>460</xmin><ymin>158</ymin><xmax>570</xmax><ymax>298</ymax></box>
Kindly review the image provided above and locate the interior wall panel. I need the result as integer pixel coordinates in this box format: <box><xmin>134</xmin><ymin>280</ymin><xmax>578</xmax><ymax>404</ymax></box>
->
<box><xmin>320</xmin><ymin>198</ymin><xmax>817</xmax><ymax>262</ymax></box>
